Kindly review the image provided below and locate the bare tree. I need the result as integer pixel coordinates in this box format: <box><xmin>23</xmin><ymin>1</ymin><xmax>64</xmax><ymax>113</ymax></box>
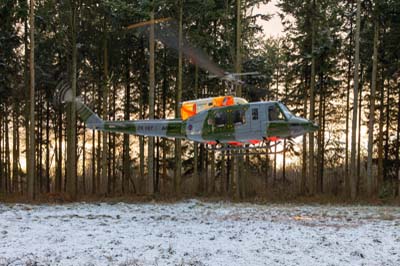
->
<box><xmin>350</xmin><ymin>0</ymin><xmax>361</xmax><ymax>199</ymax></box>
<box><xmin>148</xmin><ymin>10</ymin><xmax>155</xmax><ymax>195</ymax></box>
<box><xmin>174</xmin><ymin>0</ymin><xmax>183</xmax><ymax>195</ymax></box>
<box><xmin>367</xmin><ymin>20</ymin><xmax>379</xmax><ymax>196</ymax></box>
<box><xmin>66</xmin><ymin>0</ymin><xmax>78</xmax><ymax>199</ymax></box>
<box><xmin>309</xmin><ymin>0</ymin><xmax>316</xmax><ymax>195</ymax></box>
<box><xmin>101</xmin><ymin>35</ymin><xmax>109</xmax><ymax>195</ymax></box>
<box><xmin>27</xmin><ymin>0</ymin><xmax>36</xmax><ymax>200</ymax></box>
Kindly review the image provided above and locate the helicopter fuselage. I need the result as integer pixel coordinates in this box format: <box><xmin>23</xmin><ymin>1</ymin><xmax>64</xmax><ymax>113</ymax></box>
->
<box><xmin>93</xmin><ymin>100</ymin><xmax>318</xmax><ymax>145</ymax></box>
<box><xmin>186</xmin><ymin>101</ymin><xmax>317</xmax><ymax>144</ymax></box>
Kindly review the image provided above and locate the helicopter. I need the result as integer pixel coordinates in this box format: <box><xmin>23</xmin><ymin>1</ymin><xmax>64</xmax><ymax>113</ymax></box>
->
<box><xmin>57</xmin><ymin>85</ymin><xmax>318</xmax><ymax>152</ymax></box>
<box><xmin>55</xmin><ymin>19</ymin><xmax>318</xmax><ymax>152</ymax></box>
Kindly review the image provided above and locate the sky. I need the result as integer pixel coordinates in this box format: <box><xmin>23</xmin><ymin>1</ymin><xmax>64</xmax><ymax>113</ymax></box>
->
<box><xmin>254</xmin><ymin>0</ymin><xmax>284</xmax><ymax>38</ymax></box>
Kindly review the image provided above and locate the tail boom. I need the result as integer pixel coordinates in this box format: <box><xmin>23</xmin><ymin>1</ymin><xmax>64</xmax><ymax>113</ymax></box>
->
<box><xmin>75</xmin><ymin>99</ymin><xmax>104</xmax><ymax>129</ymax></box>
<box><xmin>56</xmin><ymin>85</ymin><xmax>186</xmax><ymax>138</ymax></box>
<box><xmin>101</xmin><ymin>119</ymin><xmax>186</xmax><ymax>138</ymax></box>
<box><xmin>76</xmin><ymin>100</ymin><xmax>185</xmax><ymax>138</ymax></box>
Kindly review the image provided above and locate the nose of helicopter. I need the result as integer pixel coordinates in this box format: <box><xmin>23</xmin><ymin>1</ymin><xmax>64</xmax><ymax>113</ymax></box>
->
<box><xmin>297</xmin><ymin>117</ymin><xmax>318</xmax><ymax>132</ymax></box>
<box><xmin>289</xmin><ymin>117</ymin><xmax>319</xmax><ymax>135</ymax></box>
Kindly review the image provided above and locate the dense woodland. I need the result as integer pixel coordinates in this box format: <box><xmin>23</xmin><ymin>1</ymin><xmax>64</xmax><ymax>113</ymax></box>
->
<box><xmin>0</xmin><ymin>0</ymin><xmax>399</xmax><ymax>201</ymax></box>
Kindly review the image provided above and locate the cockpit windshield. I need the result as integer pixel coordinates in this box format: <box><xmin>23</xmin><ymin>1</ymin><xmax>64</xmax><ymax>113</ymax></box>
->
<box><xmin>279</xmin><ymin>103</ymin><xmax>294</xmax><ymax>119</ymax></box>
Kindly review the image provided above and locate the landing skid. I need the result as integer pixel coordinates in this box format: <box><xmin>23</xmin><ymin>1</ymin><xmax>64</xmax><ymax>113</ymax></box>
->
<box><xmin>205</xmin><ymin>140</ymin><xmax>285</xmax><ymax>155</ymax></box>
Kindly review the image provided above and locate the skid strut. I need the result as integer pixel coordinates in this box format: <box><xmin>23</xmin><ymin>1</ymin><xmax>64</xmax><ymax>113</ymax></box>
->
<box><xmin>205</xmin><ymin>140</ymin><xmax>285</xmax><ymax>155</ymax></box>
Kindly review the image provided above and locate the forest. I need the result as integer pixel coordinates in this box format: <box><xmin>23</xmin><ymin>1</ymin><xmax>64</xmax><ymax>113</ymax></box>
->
<box><xmin>1</xmin><ymin>0</ymin><xmax>400</xmax><ymax>201</ymax></box>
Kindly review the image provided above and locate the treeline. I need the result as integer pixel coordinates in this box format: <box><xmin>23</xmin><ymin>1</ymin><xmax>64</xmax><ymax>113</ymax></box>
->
<box><xmin>0</xmin><ymin>0</ymin><xmax>399</xmax><ymax>201</ymax></box>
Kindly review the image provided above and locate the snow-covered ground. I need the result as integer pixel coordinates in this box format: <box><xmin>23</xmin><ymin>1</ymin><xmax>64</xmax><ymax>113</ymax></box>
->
<box><xmin>0</xmin><ymin>200</ymin><xmax>399</xmax><ymax>266</ymax></box>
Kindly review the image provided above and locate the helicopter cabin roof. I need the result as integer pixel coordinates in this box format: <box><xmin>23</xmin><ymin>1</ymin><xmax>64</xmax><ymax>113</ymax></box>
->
<box><xmin>180</xmin><ymin>96</ymin><xmax>248</xmax><ymax>120</ymax></box>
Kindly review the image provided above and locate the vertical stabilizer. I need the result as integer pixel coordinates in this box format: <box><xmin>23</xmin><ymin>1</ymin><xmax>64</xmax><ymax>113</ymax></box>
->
<box><xmin>55</xmin><ymin>81</ymin><xmax>103</xmax><ymax>129</ymax></box>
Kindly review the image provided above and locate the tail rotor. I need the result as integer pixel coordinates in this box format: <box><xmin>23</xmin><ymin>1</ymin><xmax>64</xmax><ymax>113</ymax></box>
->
<box><xmin>53</xmin><ymin>80</ymin><xmax>73</xmax><ymax>106</ymax></box>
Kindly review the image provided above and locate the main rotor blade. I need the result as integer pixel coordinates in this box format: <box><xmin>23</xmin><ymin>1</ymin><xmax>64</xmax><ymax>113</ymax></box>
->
<box><xmin>230</xmin><ymin>72</ymin><xmax>260</xmax><ymax>76</ymax></box>
<box><xmin>134</xmin><ymin>19</ymin><xmax>226</xmax><ymax>78</ymax></box>
<box><xmin>126</xmin><ymin>17</ymin><xmax>172</xmax><ymax>30</ymax></box>
<box><xmin>157</xmin><ymin>22</ymin><xmax>226</xmax><ymax>77</ymax></box>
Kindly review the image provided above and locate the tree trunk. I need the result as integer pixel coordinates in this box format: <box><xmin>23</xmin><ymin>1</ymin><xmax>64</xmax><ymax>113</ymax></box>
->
<box><xmin>377</xmin><ymin>70</ymin><xmax>384</xmax><ymax>192</ymax></box>
<box><xmin>161</xmin><ymin>49</ymin><xmax>168</xmax><ymax>194</ymax></box>
<box><xmin>316</xmin><ymin>74</ymin><xmax>323</xmax><ymax>193</ymax></box>
<box><xmin>55</xmin><ymin>109</ymin><xmax>63</xmax><ymax>192</ymax></box>
<box><xmin>384</xmin><ymin>71</ymin><xmax>390</xmax><ymax>190</ymax></box>
<box><xmin>24</xmin><ymin>15</ymin><xmax>30</xmax><ymax>196</ymax></box>
<box><xmin>396</xmin><ymin>80</ymin><xmax>400</xmax><ymax>197</ymax></box>
<box><xmin>139</xmin><ymin>110</ymin><xmax>145</xmax><ymax>193</ymax></box>
<box><xmin>82</xmin><ymin>89</ymin><xmax>87</xmax><ymax>195</ymax></box>
<box><xmin>377</xmin><ymin>26</ymin><xmax>386</xmax><ymax>193</ymax></box>
<box><xmin>309</xmin><ymin>0</ymin><xmax>316</xmax><ymax>195</ymax></box>
<box><xmin>205</xmin><ymin>149</ymin><xmax>209</xmax><ymax>194</ymax></box>
<box><xmin>28</xmin><ymin>0</ymin><xmax>36</xmax><ymax>200</ymax></box>
<box><xmin>174</xmin><ymin>1</ymin><xmax>183</xmax><ymax>196</ymax></box>
<box><xmin>63</xmin><ymin>125</ymin><xmax>68</xmax><ymax>191</ymax></box>
<box><xmin>227</xmin><ymin>150</ymin><xmax>232</xmax><ymax>195</ymax></box>
<box><xmin>12</xmin><ymin>102</ymin><xmax>20</xmax><ymax>193</ymax></box>
<box><xmin>301</xmin><ymin>75</ymin><xmax>308</xmax><ymax>195</ymax></box>
<box><xmin>102</xmin><ymin>24</ymin><xmax>109</xmax><ymax>196</ymax></box>
<box><xmin>210</xmin><ymin>150</ymin><xmax>216</xmax><ymax>194</ymax></box>
<box><xmin>123</xmin><ymin>56</ymin><xmax>131</xmax><ymax>195</ymax></box>
<box><xmin>148</xmin><ymin>10</ymin><xmax>155</xmax><ymax>195</ymax></box>
<box><xmin>235</xmin><ymin>0</ymin><xmax>244</xmax><ymax>199</ymax></box>
<box><xmin>0</xmin><ymin>111</ymin><xmax>3</xmax><ymax>194</ymax></box>
<box><xmin>5</xmin><ymin>111</ymin><xmax>9</xmax><ymax>193</ymax></box>
<box><xmin>91</xmin><ymin>128</ymin><xmax>96</xmax><ymax>194</ymax></box>
<box><xmin>194</xmin><ymin>65</ymin><xmax>199</xmax><ymax>194</ymax></box>
<box><xmin>221</xmin><ymin>150</ymin><xmax>226</xmax><ymax>195</ymax></box>
<box><xmin>321</xmin><ymin>96</ymin><xmax>326</xmax><ymax>193</ymax></box>
<box><xmin>356</xmin><ymin>70</ymin><xmax>364</xmax><ymax>193</ymax></box>
<box><xmin>138</xmin><ymin>38</ymin><xmax>146</xmax><ymax>194</ymax></box>
<box><xmin>156</xmin><ymin>137</ymin><xmax>160</xmax><ymax>193</ymax></box>
<box><xmin>37</xmin><ymin>89</ymin><xmax>42</xmax><ymax>194</ymax></box>
<box><xmin>45</xmin><ymin>99</ymin><xmax>50</xmax><ymax>193</ymax></box>
<box><xmin>282</xmin><ymin>139</ymin><xmax>286</xmax><ymax>183</ymax></box>
<box><xmin>350</xmin><ymin>0</ymin><xmax>361</xmax><ymax>200</ymax></box>
<box><xmin>384</xmin><ymin>78</ymin><xmax>390</xmax><ymax>185</ymax></box>
<box><xmin>367</xmin><ymin>21</ymin><xmax>379</xmax><ymax>196</ymax></box>
<box><xmin>96</xmin><ymin>112</ymin><xmax>101</xmax><ymax>194</ymax></box>
<box><xmin>198</xmin><ymin>144</ymin><xmax>204</xmax><ymax>194</ymax></box>
<box><xmin>66</xmin><ymin>0</ymin><xmax>77</xmax><ymax>199</ymax></box>
<box><xmin>344</xmin><ymin>0</ymin><xmax>354</xmax><ymax>198</ymax></box>
<box><xmin>112</xmin><ymin>85</ymin><xmax>117</xmax><ymax>195</ymax></box>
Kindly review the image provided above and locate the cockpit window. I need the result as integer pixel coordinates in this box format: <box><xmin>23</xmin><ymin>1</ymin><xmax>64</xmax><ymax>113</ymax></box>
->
<box><xmin>252</xmin><ymin>108</ymin><xmax>258</xmax><ymax>120</ymax></box>
<box><xmin>268</xmin><ymin>105</ymin><xmax>286</xmax><ymax>121</ymax></box>
<box><xmin>214</xmin><ymin>111</ymin><xmax>227</xmax><ymax>127</ymax></box>
<box><xmin>279</xmin><ymin>103</ymin><xmax>294</xmax><ymax>119</ymax></box>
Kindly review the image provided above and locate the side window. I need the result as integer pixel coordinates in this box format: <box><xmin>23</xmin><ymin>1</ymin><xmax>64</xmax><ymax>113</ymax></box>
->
<box><xmin>268</xmin><ymin>105</ymin><xmax>286</xmax><ymax>121</ymax></box>
<box><xmin>252</xmin><ymin>108</ymin><xmax>258</xmax><ymax>120</ymax></box>
<box><xmin>215</xmin><ymin>111</ymin><xmax>227</xmax><ymax>127</ymax></box>
<box><xmin>233</xmin><ymin>109</ymin><xmax>246</xmax><ymax>125</ymax></box>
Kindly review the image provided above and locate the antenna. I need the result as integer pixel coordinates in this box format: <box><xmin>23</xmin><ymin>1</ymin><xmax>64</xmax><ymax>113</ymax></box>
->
<box><xmin>210</xmin><ymin>72</ymin><xmax>259</xmax><ymax>96</ymax></box>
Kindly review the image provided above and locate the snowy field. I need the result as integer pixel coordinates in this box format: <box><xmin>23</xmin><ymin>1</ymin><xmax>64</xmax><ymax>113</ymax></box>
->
<box><xmin>0</xmin><ymin>200</ymin><xmax>399</xmax><ymax>266</ymax></box>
